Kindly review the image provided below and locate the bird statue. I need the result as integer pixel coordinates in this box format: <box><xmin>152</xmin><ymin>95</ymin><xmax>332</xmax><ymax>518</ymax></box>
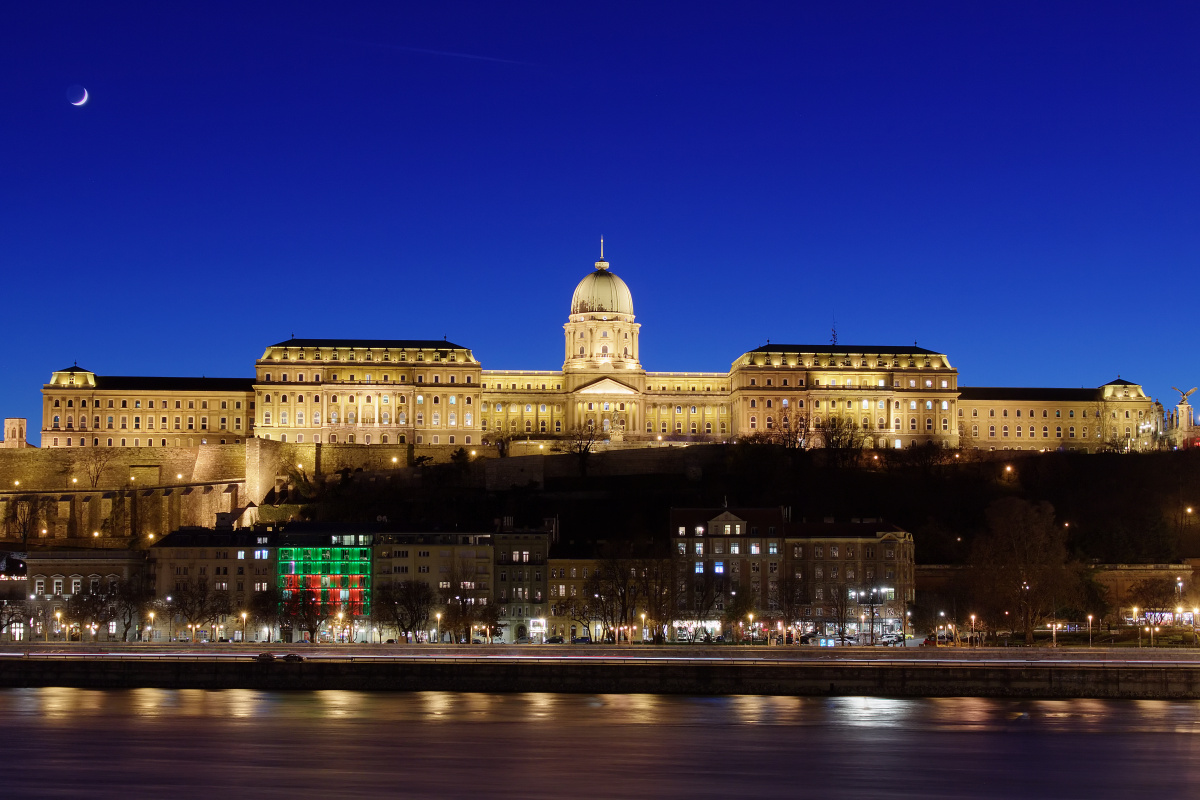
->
<box><xmin>1171</xmin><ymin>386</ymin><xmax>1198</xmax><ymax>404</ymax></box>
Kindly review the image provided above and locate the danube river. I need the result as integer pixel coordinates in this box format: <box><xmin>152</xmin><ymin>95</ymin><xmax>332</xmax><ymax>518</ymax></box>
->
<box><xmin>4</xmin><ymin>689</ymin><xmax>1199</xmax><ymax>798</ymax></box>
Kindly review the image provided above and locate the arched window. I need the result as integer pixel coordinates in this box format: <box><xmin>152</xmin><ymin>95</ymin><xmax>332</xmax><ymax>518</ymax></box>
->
<box><xmin>766</xmin><ymin>416</ymin><xmax>774</xmax><ymax>429</ymax></box>
<box><xmin>313</xmin><ymin>412</ymin><xmax>320</xmax><ymax>425</ymax></box>
<box><xmin>449</xmin><ymin>412</ymin><xmax>456</xmax><ymax>426</ymax></box>
<box><xmin>296</xmin><ymin>412</ymin><xmax>304</xmax><ymax>425</ymax></box>
<box><xmin>971</xmin><ymin>425</ymin><xmax>978</xmax><ymax>437</ymax></box>
<box><xmin>525</xmin><ymin>404</ymin><xmax>532</xmax><ymax>413</ymax></box>
<box><xmin>264</xmin><ymin>394</ymin><xmax>271</xmax><ymax>403</ymax></box>
<box><xmin>280</xmin><ymin>411</ymin><xmax>288</xmax><ymax>425</ymax></box>
<box><xmin>432</xmin><ymin>412</ymin><xmax>440</xmax><ymax>425</ymax></box>
<box><xmin>382</xmin><ymin>435</ymin><xmax>389</xmax><ymax>443</ymax></box>
<box><xmin>894</xmin><ymin>418</ymin><xmax>900</xmax><ymax>430</ymax></box>
<box><xmin>623</xmin><ymin>347</ymin><xmax>629</xmax><ymax>356</ymax></box>
<box><xmin>579</xmin><ymin>346</ymin><xmax>585</xmax><ymax>355</ymax></box>
<box><xmin>330</xmin><ymin>411</ymin><xmax>338</xmax><ymax>423</ymax></box>
<box><xmin>398</xmin><ymin>412</ymin><xmax>406</xmax><ymax>425</ymax></box>
<box><xmin>926</xmin><ymin>418</ymin><xmax>933</xmax><ymax>431</ymax></box>
<box><xmin>766</xmin><ymin>400</ymin><xmax>773</xmax><ymax>408</ymax></box>
<box><xmin>749</xmin><ymin>416</ymin><xmax>757</xmax><ymax>429</ymax></box>
<box><xmin>750</xmin><ymin>399</ymin><xmax>757</xmax><ymax>408</ymax></box>
<box><xmin>281</xmin><ymin>395</ymin><xmax>288</xmax><ymax>403</ymax></box>
<box><xmin>263</xmin><ymin>412</ymin><xmax>271</xmax><ymax>425</ymax></box>
<box><xmin>382</xmin><ymin>412</ymin><xmax>390</xmax><ymax>424</ymax></box>
<box><xmin>433</xmin><ymin>396</ymin><xmax>440</xmax><ymax>404</ymax></box>
<box><xmin>909</xmin><ymin>418</ymin><xmax>917</xmax><ymax>430</ymax></box>
<box><xmin>1002</xmin><ymin>425</ymin><xmax>1009</xmax><ymax>437</ymax></box>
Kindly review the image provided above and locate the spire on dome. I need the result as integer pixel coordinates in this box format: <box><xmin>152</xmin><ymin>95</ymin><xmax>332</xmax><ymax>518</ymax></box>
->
<box><xmin>595</xmin><ymin>236</ymin><xmax>609</xmax><ymax>270</ymax></box>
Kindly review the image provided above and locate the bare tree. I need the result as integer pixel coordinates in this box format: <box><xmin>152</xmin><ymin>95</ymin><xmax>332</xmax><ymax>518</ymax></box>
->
<box><xmin>969</xmin><ymin>498</ymin><xmax>1079</xmax><ymax>645</ymax></box>
<box><xmin>1129</xmin><ymin>577</ymin><xmax>1177</xmax><ymax>625</ymax></box>
<box><xmin>817</xmin><ymin>416</ymin><xmax>865</xmax><ymax>469</ymax></box>
<box><xmin>77</xmin><ymin>447</ymin><xmax>122</xmax><ymax>488</ymax></box>
<box><xmin>634</xmin><ymin>557</ymin><xmax>674</xmax><ymax>644</ymax></box>
<box><xmin>63</xmin><ymin>589</ymin><xmax>114</xmax><ymax>642</ymax></box>
<box><xmin>249</xmin><ymin>585</ymin><xmax>286</xmax><ymax>643</ymax></box>
<box><xmin>440</xmin><ymin>557</ymin><xmax>482</xmax><ymax>643</ymax></box>
<box><xmin>110</xmin><ymin>572</ymin><xmax>155</xmax><ymax>642</ymax></box>
<box><xmin>830</xmin><ymin>583</ymin><xmax>854</xmax><ymax>645</ymax></box>
<box><xmin>565</xmin><ymin>594</ymin><xmax>599</xmax><ymax>641</ymax></box>
<box><xmin>284</xmin><ymin>589</ymin><xmax>332</xmax><ymax>644</ymax></box>
<box><xmin>170</xmin><ymin>577</ymin><xmax>232</xmax><ymax>641</ymax></box>
<box><xmin>774</xmin><ymin>569</ymin><xmax>807</xmax><ymax>629</ymax></box>
<box><xmin>565</xmin><ymin>424</ymin><xmax>599</xmax><ymax>477</ymax></box>
<box><xmin>5</xmin><ymin>496</ymin><xmax>55</xmax><ymax>550</ymax></box>
<box><xmin>0</xmin><ymin>600</ymin><xmax>30</xmax><ymax>642</ymax></box>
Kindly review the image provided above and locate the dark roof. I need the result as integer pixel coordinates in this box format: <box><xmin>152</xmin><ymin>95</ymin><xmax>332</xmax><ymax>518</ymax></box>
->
<box><xmin>91</xmin><ymin>376</ymin><xmax>255</xmax><ymax>392</ymax></box>
<box><xmin>749</xmin><ymin>344</ymin><xmax>941</xmax><ymax>356</ymax></box>
<box><xmin>154</xmin><ymin>527</ymin><xmax>271</xmax><ymax>548</ymax></box>
<box><xmin>1104</xmin><ymin>378</ymin><xmax>1138</xmax><ymax>386</ymax></box>
<box><xmin>785</xmin><ymin>521</ymin><xmax>908</xmax><ymax>538</ymax></box>
<box><xmin>957</xmin><ymin>386</ymin><xmax>1102</xmax><ymax>402</ymax></box>
<box><xmin>267</xmin><ymin>337</ymin><xmax>469</xmax><ymax>350</ymax></box>
<box><xmin>54</xmin><ymin>366</ymin><xmax>92</xmax><ymax>373</ymax></box>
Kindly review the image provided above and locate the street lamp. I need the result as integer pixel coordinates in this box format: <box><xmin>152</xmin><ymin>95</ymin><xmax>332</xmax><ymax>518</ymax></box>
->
<box><xmin>337</xmin><ymin>611</ymin><xmax>344</xmax><ymax>644</ymax></box>
<box><xmin>641</xmin><ymin>613</ymin><xmax>646</xmax><ymax>644</ymax></box>
<box><xmin>148</xmin><ymin>611</ymin><xmax>155</xmax><ymax>643</ymax></box>
<box><xmin>1087</xmin><ymin>614</ymin><xmax>1092</xmax><ymax>648</ymax></box>
<box><xmin>435</xmin><ymin>612</ymin><xmax>441</xmax><ymax>644</ymax></box>
<box><xmin>55</xmin><ymin>610</ymin><xmax>61</xmax><ymax>641</ymax></box>
<box><xmin>748</xmin><ymin>613</ymin><xmax>754</xmax><ymax>645</ymax></box>
<box><xmin>970</xmin><ymin>614</ymin><xmax>976</xmax><ymax>647</ymax></box>
<box><xmin>241</xmin><ymin>611</ymin><xmax>247</xmax><ymax>643</ymax></box>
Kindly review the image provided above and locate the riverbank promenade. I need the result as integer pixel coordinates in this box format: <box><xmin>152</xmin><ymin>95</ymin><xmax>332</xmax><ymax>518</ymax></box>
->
<box><xmin>4</xmin><ymin>643</ymin><xmax>1200</xmax><ymax>698</ymax></box>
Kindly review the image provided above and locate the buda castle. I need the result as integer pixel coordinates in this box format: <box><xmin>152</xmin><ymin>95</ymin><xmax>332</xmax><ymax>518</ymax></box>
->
<box><xmin>38</xmin><ymin>250</ymin><xmax>1164</xmax><ymax>454</ymax></box>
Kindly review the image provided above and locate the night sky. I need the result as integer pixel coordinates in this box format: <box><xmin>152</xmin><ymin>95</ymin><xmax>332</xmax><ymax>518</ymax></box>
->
<box><xmin>4</xmin><ymin>3</ymin><xmax>1199</xmax><ymax>440</ymax></box>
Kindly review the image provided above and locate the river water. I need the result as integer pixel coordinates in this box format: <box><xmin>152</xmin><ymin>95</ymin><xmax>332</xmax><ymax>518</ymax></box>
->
<box><xmin>4</xmin><ymin>689</ymin><xmax>1199</xmax><ymax>798</ymax></box>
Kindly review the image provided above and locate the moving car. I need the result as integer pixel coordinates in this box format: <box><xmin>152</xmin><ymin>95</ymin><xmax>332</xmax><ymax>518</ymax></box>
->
<box><xmin>282</xmin><ymin>653</ymin><xmax>305</xmax><ymax>663</ymax></box>
<box><xmin>255</xmin><ymin>652</ymin><xmax>276</xmax><ymax>663</ymax></box>
<box><xmin>545</xmin><ymin>636</ymin><xmax>565</xmax><ymax>644</ymax></box>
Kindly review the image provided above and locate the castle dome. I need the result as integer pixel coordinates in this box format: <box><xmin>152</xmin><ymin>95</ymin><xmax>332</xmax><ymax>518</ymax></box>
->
<box><xmin>570</xmin><ymin>257</ymin><xmax>634</xmax><ymax>316</ymax></box>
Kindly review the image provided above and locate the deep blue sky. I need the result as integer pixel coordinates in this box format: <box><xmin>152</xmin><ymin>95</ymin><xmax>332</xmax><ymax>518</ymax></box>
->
<box><xmin>4</xmin><ymin>3</ymin><xmax>1199</xmax><ymax>440</ymax></box>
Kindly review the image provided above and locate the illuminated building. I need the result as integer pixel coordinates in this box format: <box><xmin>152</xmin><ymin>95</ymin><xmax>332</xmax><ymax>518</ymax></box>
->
<box><xmin>35</xmin><ymin>249</ymin><xmax>1164</xmax><ymax>453</ymax></box>
<box><xmin>670</xmin><ymin>508</ymin><xmax>916</xmax><ymax>641</ymax></box>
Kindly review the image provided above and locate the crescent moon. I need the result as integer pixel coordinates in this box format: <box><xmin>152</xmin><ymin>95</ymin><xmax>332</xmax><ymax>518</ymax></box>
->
<box><xmin>71</xmin><ymin>88</ymin><xmax>88</xmax><ymax>106</ymax></box>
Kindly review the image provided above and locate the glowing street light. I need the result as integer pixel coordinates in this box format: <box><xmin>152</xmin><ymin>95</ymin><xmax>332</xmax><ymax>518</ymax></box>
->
<box><xmin>435</xmin><ymin>612</ymin><xmax>441</xmax><ymax>644</ymax></box>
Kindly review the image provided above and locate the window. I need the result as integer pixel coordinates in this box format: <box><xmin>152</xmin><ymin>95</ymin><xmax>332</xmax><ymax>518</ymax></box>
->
<box><xmin>694</xmin><ymin>561</ymin><xmax>704</xmax><ymax>574</ymax></box>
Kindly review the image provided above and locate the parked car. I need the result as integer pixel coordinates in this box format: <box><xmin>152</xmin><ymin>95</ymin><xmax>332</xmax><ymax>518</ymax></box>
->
<box><xmin>255</xmin><ymin>652</ymin><xmax>276</xmax><ymax>662</ymax></box>
<box><xmin>385</xmin><ymin>639</ymin><xmax>396</xmax><ymax>644</ymax></box>
<box><xmin>571</xmin><ymin>636</ymin><xmax>592</xmax><ymax>644</ymax></box>
<box><xmin>472</xmin><ymin>639</ymin><xmax>484</xmax><ymax>644</ymax></box>
<box><xmin>515</xmin><ymin>636</ymin><xmax>531</xmax><ymax>644</ymax></box>
<box><xmin>545</xmin><ymin>635</ymin><xmax>565</xmax><ymax>644</ymax></box>
<box><xmin>282</xmin><ymin>653</ymin><xmax>305</xmax><ymax>663</ymax></box>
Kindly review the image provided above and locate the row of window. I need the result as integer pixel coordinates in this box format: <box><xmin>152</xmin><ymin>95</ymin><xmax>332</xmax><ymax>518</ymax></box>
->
<box><xmin>262</xmin><ymin>372</ymin><xmax>473</xmax><ymax>385</ymax></box>
<box><xmin>52</xmin><ymin>415</ymin><xmax>240</xmax><ymax>431</ymax></box>
<box><xmin>745</xmin><ymin>376</ymin><xmax>953</xmax><ymax>389</ymax></box>
<box><xmin>963</xmin><ymin>407</ymin><xmax>1141</xmax><ymax>420</ymax></box>
<box><xmin>51</xmin><ymin>398</ymin><xmax>242</xmax><ymax>410</ymax></box>
<box><xmin>51</xmin><ymin>437</ymin><xmax>238</xmax><ymax>447</ymax></box>
<box><xmin>970</xmin><ymin>424</ymin><xmax>1132</xmax><ymax>439</ymax></box>
<box><xmin>266</xmin><ymin>349</ymin><xmax>467</xmax><ymax>362</ymax></box>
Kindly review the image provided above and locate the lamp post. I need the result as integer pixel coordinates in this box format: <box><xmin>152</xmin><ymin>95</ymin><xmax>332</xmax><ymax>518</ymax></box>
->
<box><xmin>55</xmin><ymin>610</ymin><xmax>61</xmax><ymax>642</ymax></box>
<box><xmin>241</xmin><ymin>611</ymin><xmax>247</xmax><ymax>643</ymax></box>
<box><xmin>748</xmin><ymin>613</ymin><xmax>754</xmax><ymax>645</ymax></box>
<box><xmin>1133</xmin><ymin>606</ymin><xmax>1139</xmax><ymax>647</ymax></box>
<box><xmin>436</xmin><ymin>612</ymin><xmax>441</xmax><ymax>644</ymax></box>
<box><xmin>148</xmin><ymin>611</ymin><xmax>155</xmax><ymax>643</ymax></box>
<box><xmin>1193</xmin><ymin>608</ymin><xmax>1198</xmax><ymax>647</ymax></box>
<box><xmin>937</xmin><ymin>611</ymin><xmax>945</xmax><ymax>647</ymax></box>
<box><xmin>970</xmin><ymin>614</ymin><xmax>976</xmax><ymax>647</ymax></box>
<box><xmin>1087</xmin><ymin>614</ymin><xmax>1092</xmax><ymax>648</ymax></box>
<box><xmin>337</xmin><ymin>612</ymin><xmax>344</xmax><ymax>644</ymax></box>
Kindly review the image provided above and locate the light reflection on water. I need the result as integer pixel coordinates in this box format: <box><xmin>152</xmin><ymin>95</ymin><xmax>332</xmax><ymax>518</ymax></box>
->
<box><xmin>4</xmin><ymin>689</ymin><xmax>1200</xmax><ymax>798</ymax></box>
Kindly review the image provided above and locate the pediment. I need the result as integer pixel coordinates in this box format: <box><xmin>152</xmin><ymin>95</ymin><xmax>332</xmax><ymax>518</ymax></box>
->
<box><xmin>575</xmin><ymin>377</ymin><xmax>639</xmax><ymax>395</ymax></box>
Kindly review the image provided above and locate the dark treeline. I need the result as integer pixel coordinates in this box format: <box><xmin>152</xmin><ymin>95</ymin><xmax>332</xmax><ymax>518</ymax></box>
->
<box><xmin>287</xmin><ymin>445</ymin><xmax>1200</xmax><ymax>566</ymax></box>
